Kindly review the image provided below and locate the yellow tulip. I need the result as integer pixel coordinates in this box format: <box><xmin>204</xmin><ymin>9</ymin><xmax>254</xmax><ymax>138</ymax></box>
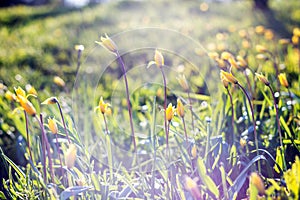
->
<box><xmin>48</xmin><ymin>118</ymin><xmax>58</xmax><ymax>134</ymax></box>
<box><xmin>255</xmin><ymin>73</ymin><xmax>270</xmax><ymax>86</ymax></box>
<box><xmin>17</xmin><ymin>94</ymin><xmax>36</xmax><ymax>116</ymax></box>
<box><xmin>221</xmin><ymin>51</ymin><xmax>233</xmax><ymax>61</ymax></box>
<box><xmin>256</xmin><ymin>45</ymin><xmax>267</xmax><ymax>53</ymax></box>
<box><xmin>236</xmin><ymin>56</ymin><xmax>247</xmax><ymax>68</ymax></box>
<box><xmin>41</xmin><ymin>97</ymin><xmax>58</xmax><ymax>105</ymax></box>
<box><xmin>220</xmin><ymin>71</ymin><xmax>238</xmax><ymax>84</ymax></box>
<box><xmin>166</xmin><ymin>103</ymin><xmax>175</xmax><ymax>122</ymax></box>
<box><xmin>278</xmin><ymin>73</ymin><xmax>289</xmax><ymax>88</ymax></box>
<box><xmin>177</xmin><ymin>74</ymin><xmax>189</xmax><ymax>91</ymax></box>
<box><xmin>95</xmin><ymin>34</ymin><xmax>118</xmax><ymax>54</ymax></box>
<box><xmin>154</xmin><ymin>49</ymin><xmax>164</xmax><ymax>68</ymax></box>
<box><xmin>14</xmin><ymin>86</ymin><xmax>26</xmax><ymax>98</ymax></box>
<box><xmin>185</xmin><ymin>176</ymin><xmax>201</xmax><ymax>199</ymax></box>
<box><xmin>176</xmin><ymin>98</ymin><xmax>184</xmax><ymax>118</ymax></box>
<box><xmin>250</xmin><ymin>172</ymin><xmax>265</xmax><ymax>194</ymax></box>
<box><xmin>53</xmin><ymin>76</ymin><xmax>65</xmax><ymax>87</ymax></box>
<box><xmin>65</xmin><ymin>144</ymin><xmax>77</xmax><ymax>168</ymax></box>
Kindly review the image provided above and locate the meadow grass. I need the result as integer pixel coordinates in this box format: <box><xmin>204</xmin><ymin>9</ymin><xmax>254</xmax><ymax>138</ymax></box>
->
<box><xmin>0</xmin><ymin>0</ymin><xmax>300</xmax><ymax>199</ymax></box>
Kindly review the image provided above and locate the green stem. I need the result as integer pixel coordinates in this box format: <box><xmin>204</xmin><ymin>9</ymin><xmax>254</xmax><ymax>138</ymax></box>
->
<box><xmin>226</xmin><ymin>87</ymin><xmax>235</xmax><ymax>144</ymax></box>
<box><xmin>56</xmin><ymin>101</ymin><xmax>70</xmax><ymax>144</ymax></box>
<box><xmin>36</xmin><ymin>114</ymin><xmax>55</xmax><ymax>183</ymax></box>
<box><xmin>182</xmin><ymin>117</ymin><xmax>188</xmax><ymax>141</ymax></box>
<box><xmin>24</xmin><ymin>111</ymin><xmax>33</xmax><ymax>162</ymax></box>
<box><xmin>237</xmin><ymin>83</ymin><xmax>260</xmax><ymax>172</ymax></box>
<box><xmin>187</xmin><ymin>91</ymin><xmax>195</xmax><ymax>132</ymax></box>
<box><xmin>160</xmin><ymin>68</ymin><xmax>168</xmax><ymax>157</ymax></box>
<box><xmin>116</xmin><ymin>51</ymin><xmax>136</xmax><ymax>154</ymax></box>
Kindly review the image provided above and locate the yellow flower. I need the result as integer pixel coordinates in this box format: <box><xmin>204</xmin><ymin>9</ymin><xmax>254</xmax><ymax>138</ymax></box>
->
<box><xmin>238</xmin><ymin>29</ymin><xmax>247</xmax><ymax>38</ymax></box>
<box><xmin>215</xmin><ymin>58</ymin><xmax>226</xmax><ymax>69</ymax></box>
<box><xmin>176</xmin><ymin>98</ymin><xmax>184</xmax><ymax>118</ymax></box>
<box><xmin>208</xmin><ymin>52</ymin><xmax>219</xmax><ymax>60</ymax></box>
<box><xmin>147</xmin><ymin>49</ymin><xmax>165</xmax><ymax>68</ymax></box>
<box><xmin>191</xmin><ymin>144</ymin><xmax>197</xmax><ymax>159</ymax></box>
<box><xmin>5</xmin><ymin>90</ymin><xmax>16</xmax><ymax>101</ymax></box>
<box><xmin>65</xmin><ymin>144</ymin><xmax>77</xmax><ymax>168</ymax></box>
<box><xmin>53</xmin><ymin>76</ymin><xmax>65</xmax><ymax>87</ymax></box>
<box><xmin>292</xmin><ymin>35</ymin><xmax>299</xmax><ymax>45</ymax></box>
<box><xmin>255</xmin><ymin>73</ymin><xmax>270</xmax><ymax>86</ymax></box>
<box><xmin>154</xmin><ymin>49</ymin><xmax>164</xmax><ymax>68</ymax></box>
<box><xmin>236</xmin><ymin>56</ymin><xmax>247</xmax><ymax>68</ymax></box>
<box><xmin>41</xmin><ymin>97</ymin><xmax>58</xmax><ymax>105</ymax></box>
<box><xmin>221</xmin><ymin>51</ymin><xmax>233</xmax><ymax>61</ymax></box>
<box><xmin>242</xmin><ymin>39</ymin><xmax>251</xmax><ymax>49</ymax></box>
<box><xmin>278</xmin><ymin>73</ymin><xmax>289</xmax><ymax>88</ymax></box>
<box><xmin>264</xmin><ymin>29</ymin><xmax>274</xmax><ymax>40</ymax></box>
<box><xmin>166</xmin><ymin>103</ymin><xmax>175</xmax><ymax>122</ymax></box>
<box><xmin>293</xmin><ymin>27</ymin><xmax>300</xmax><ymax>37</ymax></box>
<box><xmin>185</xmin><ymin>176</ymin><xmax>201</xmax><ymax>199</ymax></box>
<box><xmin>228</xmin><ymin>57</ymin><xmax>239</xmax><ymax>69</ymax></box>
<box><xmin>220</xmin><ymin>71</ymin><xmax>238</xmax><ymax>84</ymax></box>
<box><xmin>25</xmin><ymin>84</ymin><xmax>38</xmax><ymax>96</ymax></box>
<box><xmin>96</xmin><ymin>97</ymin><xmax>110</xmax><ymax>114</ymax></box>
<box><xmin>95</xmin><ymin>34</ymin><xmax>118</xmax><ymax>54</ymax></box>
<box><xmin>256</xmin><ymin>54</ymin><xmax>268</xmax><ymax>61</ymax></box>
<box><xmin>250</xmin><ymin>172</ymin><xmax>265</xmax><ymax>194</ymax></box>
<box><xmin>278</xmin><ymin>38</ymin><xmax>290</xmax><ymax>45</ymax></box>
<box><xmin>221</xmin><ymin>75</ymin><xmax>229</xmax><ymax>88</ymax></box>
<box><xmin>177</xmin><ymin>74</ymin><xmax>189</xmax><ymax>91</ymax></box>
<box><xmin>240</xmin><ymin>138</ymin><xmax>247</xmax><ymax>149</ymax></box>
<box><xmin>48</xmin><ymin>118</ymin><xmax>58</xmax><ymax>134</ymax></box>
<box><xmin>255</xmin><ymin>25</ymin><xmax>265</xmax><ymax>34</ymax></box>
<box><xmin>17</xmin><ymin>94</ymin><xmax>36</xmax><ymax>116</ymax></box>
<box><xmin>14</xmin><ymin>86</ymin><xmax>26</xmax><ymax>98</ymax></box>
<box><xmin>256</xmin><ymin>45</ymin><xmax>267</xmax><ymax>53</ymax></box>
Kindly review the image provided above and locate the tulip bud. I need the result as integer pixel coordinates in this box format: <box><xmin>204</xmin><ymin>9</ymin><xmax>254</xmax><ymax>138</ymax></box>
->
<box><xmin>53</xmin><ymin>76</ymin><xmax>65</xmax><ymax>87</ymax></box>
<box><xmin>95</xmin><ymin>34</ymin><xmax>118</xmax><ymax>54</ymax></box>
<box><xmin>41</xmin><ymin>97</ymin><xmax>58</xmax><ymax>105</ymax></box>
<box><xmin>65</xmin><ymin>144</ymin><xmax>77</xmax><ymax>168</ymax></box>
<box><xmin>154</xmin><ymin>49</ymin><xmax>164</xmax><ymax>68</ymax></box>
<box><xmin>220</xmin><ymin>71</ymin><xmax>238</xmax><ymax>84</ymax></box>
<box><xmin>255</xmin><ymin>73</ymin><xmax>270</xmax><ymax>86</ymax></box>
<box><xmin>166</xmin><ymin>103</ymin><xmax>175</xmax><ymax>122</ymax></box>
<box><xmin>185</xmin><ymin>176</ymin><xmax>201</xmax><ymax>199</ymax></box>
<box><xmin>176</xmin><ymin>98</ymin><xmax>184</xmax><ymax>118</ymax></box>
<box><xmin>48</xmin><ymin>118</ymin><xmax>58</xmax><ymax>134</ymax></box>
<box><xmin>250</xmin><ymin>172</ymin><xmax>265</xmax><ymax>194</ymax></box>
<box><xmin>278</xmin><ymin>73</ymin><xmax>289</xmax><ymax>88</ymax></box>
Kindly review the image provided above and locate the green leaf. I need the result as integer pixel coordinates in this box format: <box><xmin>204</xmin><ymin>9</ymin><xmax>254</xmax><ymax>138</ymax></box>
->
<box><xmin>197</xmin><ymin>158</ymin><xmax>219</xmax><ymax>198</ymax></box>
<box><xmin>0</xmin><ymin>191</ymin><xmax>7</xmax><ymax>200</ymax></box>
<box><xmin>60</xmin><ymin>186</ymin><xmax>93</xmax><ymax>200</ymax></box>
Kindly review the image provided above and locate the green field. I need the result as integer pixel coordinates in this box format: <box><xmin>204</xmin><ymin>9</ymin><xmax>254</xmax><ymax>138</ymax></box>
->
<box><xmin>0</xmin><ymin>0</ymin><xmax>300</xmax><ymax>199</ymax></box>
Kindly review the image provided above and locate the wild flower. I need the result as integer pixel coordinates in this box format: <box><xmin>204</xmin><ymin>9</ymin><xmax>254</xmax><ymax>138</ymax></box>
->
<box><xmin>16</xmin><ymin>94</ymin><xmax>36</xmax><ymax>116</ymax></box>
<box><xmin>41</xmin><ymin>96</ymin><xmax>70</xmax><ymax>143</ymax></box>
<box><xmin>53</xmin><ymin>76</ymin><xmax>65</xmax><ymax>87</ymax></box>
<box><xmin>220</xmin><ymin>71</ymin><xmax>238</xmax><ymax>84</ymax></box>
<box><xmin>250</xmin><ymin>172</ymin><xmax>265</xmax><ymax>194</ymax></box>
<box><xmin>95</xmin><ymin>34</ymin><xmax>118</xmax><ymax>54</ymax></box>
<box><xmin>236</xmin><ymin>55</ymin><xmax>248</xmax><ymax>68</ymax></box>
<box><xmin>185</xmin><ymin>176</ymin><xmax>201</xmax><ymax>199</ymax></box>
<box><xmin>255</xmin><ymin>25</ymin><xmax>265</xmax><ymax>35</ymax></box>
<box><xmin>256</xmin><ymin>44</ymin><xmax>268</xmax><ymax>53</ymax></box>
<box><xmin>221</xmin><ymin>51</ymin><xmax>233</xmax><ymax>61</ymax></box>
<box><xmin>255</xmin><ymin>73</ymin><xmax>270</xmax><ymax>86</ymax></box>
<box><xmin>4</xmin><ymin>90</ymin><xmax>16</xmax><ymax>101</ymax></box>
<box><xmin>95</xmin><ymin>97</ymin><xmax>110</xmax><ymax>115</ymax></box>
<box><xmin>25</xmin><ymin>84</ymin><xmax>38</xmax><ymax>96</ymax></box>
<box><xmin>65</xmin><ymin>144</ymin><xmax>77</xmax><ymax>169</ymax></box>
<box><xmin>191</xmin><ymin>144</ymin><xmax>197</xmax><ymax>159</ymax></box>
<box><xmin>48</xmin><ymin>118</ymin><xmax>58</xmax><ymax>134</ymax></box>
<box><xmin>41</xmin><ymin>97</ymin><xmax>58</xmax><ymax>105</ymax></box>
<box><xmin>166</xmin><ymin>103</ymin><xmax>175</xmax><ymax>122</ymax></box>
<box><xmin>176</xmin><ymin>98</ymin><xmax>184</xmax><ymax>118</ymax></box>
<box><xmin>278</xmin><ymin>73</ymin><xmax>289</xmax><ymax>88</ymax></box>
